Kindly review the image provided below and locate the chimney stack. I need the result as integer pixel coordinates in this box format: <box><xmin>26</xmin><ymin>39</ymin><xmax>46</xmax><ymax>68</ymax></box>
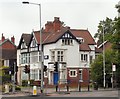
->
<box><xmin>53</xmin><ymin>17</ymin><xmax>61</xmax><ymax>31</ymax></box>
<box><xmin>45</xmin><ymin>21</ymin><xmax>53</xmax><ymax>32</ymax></box>
<box><xmin>11</xmin><ymin>36</ymin><xmax>15</xmax><ymax>44</ymax></box>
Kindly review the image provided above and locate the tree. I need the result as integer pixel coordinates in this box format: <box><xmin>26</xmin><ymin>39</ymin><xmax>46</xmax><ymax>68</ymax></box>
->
<box><xmin>115</xmin><ymin>2</ymin><xmax>120</xmax><ymax>13</ymax></box>
<box><xmin>110</xmin><ymin>17</ymin><xmax>120</xmax><ymax>88</ymax></box>
<box><xmin>92</xmin><ymin>3</ymin><xmax>120</xmax><ymax>88</ymax></box>
<box><xmin>94</xmin><ymin>17</ymin><xmax>115</xmax><ymax>45</ymax></box>
<box><xmin>91</xmin><ymin>49</ymin><xmax>117</xmax><ymax>87</ymax></box>
<box><xmin>0</xmin><ymin>66</ymin><xmax>11</xmax><ymax>84</ymax></box>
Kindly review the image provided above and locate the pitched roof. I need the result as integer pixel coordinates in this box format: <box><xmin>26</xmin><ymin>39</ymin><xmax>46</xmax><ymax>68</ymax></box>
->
<box><xmin>0</xmin><ymin>39</ymin><xmax>16</xmax><ymax>47</ymax></box>
<box><xmin>95</xmin><ymin>47</ymin><xmax>102</xmax><ymax>53</ymax></box>
<box><xmin>79</xmin><ymin>43</ymin><xmax>91</xmax><ymax>51</ymax></box>
<box><xmin>70</xmin><ymin>29</ymin><xmax>96</xmax><ymax>45</ymax></box>
<box><xmin>17</xmin><ymin>33</ymin><xmax>31</xmax><ymax>49</ymax></box>
<box><xmin>20</xmin><ymin>18</ymin><xmax>96</xmax><ymax>52</ymax></box>
<box><xmin>33</xmin><ymin>27</ymin><xmax>96</xmax><ymax>46</ymax></box>
<box><xmin>34</xmin><ymin>27</ymin><xmax>70</xmax><ymax>45</ymax></box>
<box><xmin>98</xmin><ymin>41</ymin><xmax>112</xmax><ymax>51</ymax></box>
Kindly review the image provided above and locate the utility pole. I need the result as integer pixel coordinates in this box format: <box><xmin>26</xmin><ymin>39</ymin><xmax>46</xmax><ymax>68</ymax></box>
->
<box><xmin>103</xmin><ymin>24</ymin><xmax>106</xmax><ymax>89</ymax></box>
<box><xmin>22</xmin><ymin>1</ymin><xmax>44</xmax><ymax>93</ymax></box>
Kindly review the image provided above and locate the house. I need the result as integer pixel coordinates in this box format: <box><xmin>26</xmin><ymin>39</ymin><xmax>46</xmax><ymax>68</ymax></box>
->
<box><xmin>97</xmin><ymin>41</ymin><xmax>112</xmax><ymax>51</ymax></box>
<box><xmin>0</xmin><ymin>34</ymin><xmax>16</xmax><ymax>67</ymax></box>
<box><xmin>0</xmin><ymin>34</ymin><xmax>17</xmax><ymax>82</ymax></box>
<box><xmin>17</xmin><ymin>17</ymin><xmax>97</xmax><ymax>87</ymax></box>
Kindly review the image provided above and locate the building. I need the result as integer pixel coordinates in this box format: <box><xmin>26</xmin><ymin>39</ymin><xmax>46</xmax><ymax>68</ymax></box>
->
<box><xmin>0</xmin><ymin>34</ymin><xmax>17</xmax><ymax>82</ymax></box>
<box><xmin>17</xmin><ymin>17</ymin><xmax>98</xmax><ymax>87</ymax></box>
<box><xmin>98</xmin><ymin>41</ymin><xmax>112</xmax><ymax>51</ymax></box>
<box><xmin>0</xmin><ymin>34</ymin><xmax>16</xmax><ymax>67</ymax></box>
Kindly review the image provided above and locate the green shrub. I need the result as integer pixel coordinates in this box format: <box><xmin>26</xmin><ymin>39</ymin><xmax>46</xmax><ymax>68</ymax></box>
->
<box><xmin>22</xmin><ymin>80</ymin><xmax>28</xmax><ymax>86</ymax></box>
<box><xmin>15</xmin><ymin>86</ymin><xmax>21</xmax><ymax>91</ymax></box>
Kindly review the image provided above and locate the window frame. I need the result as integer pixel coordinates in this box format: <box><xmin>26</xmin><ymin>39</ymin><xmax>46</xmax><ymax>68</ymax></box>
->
<box><xmin>81</xmin><ymin>54</ymin><xmax>88</xmax><ymax>62</ymax></box>
<box><xmin>69</xmin><ymin>70</ymin><xmax>77</xmax><ymax>77</ymax></box>
<box><xmin>62</xmin><ymin>39</ymin><xmax>73</xmax><ymax>45</ymax></box>
<box><xmin>79</xmin><ymin>69</ymin><xmax>83</xmax><ymax>80</ymax></box>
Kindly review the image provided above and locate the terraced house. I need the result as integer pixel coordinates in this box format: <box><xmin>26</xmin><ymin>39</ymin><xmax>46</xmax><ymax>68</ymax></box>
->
<box><xmin>17</xmin><ymin>17</ymin><xmax>100</xmax><ymax>87</ymax></box>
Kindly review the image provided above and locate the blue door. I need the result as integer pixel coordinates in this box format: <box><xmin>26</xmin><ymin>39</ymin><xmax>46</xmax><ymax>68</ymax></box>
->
<box><xmin>53</xmin><ymin>72</ymin><xmax>59</xmax><ymax>85</ymax></box>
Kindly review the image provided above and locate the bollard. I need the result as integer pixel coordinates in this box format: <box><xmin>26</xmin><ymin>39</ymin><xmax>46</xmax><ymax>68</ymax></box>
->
<box><xmin>67</xmin><ymin>84</ymin><xmax>69</xmax><ymax>92</ymax></box>
<box><xmin>56</xmin><ymin>85</ymin><xmax>58</xmax><ymax>92</ymax></box>
<box><xmin>33</xmin><ymin>86</ymin><xmax>37</xmax><ymax>95</ymax></box>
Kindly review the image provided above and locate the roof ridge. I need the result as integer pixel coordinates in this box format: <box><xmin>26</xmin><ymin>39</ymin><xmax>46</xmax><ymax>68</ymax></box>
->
<box><xmin>0</xmin><ymin>39</ymin><xmax>16</xmax><ymax>47</ymax></box>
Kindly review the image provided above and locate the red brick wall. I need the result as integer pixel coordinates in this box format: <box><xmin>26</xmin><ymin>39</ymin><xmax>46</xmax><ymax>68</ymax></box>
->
<box><xmin>1</xmin><ymin>41</ymin><xmax>16</xmax><ymax>49</ymax></box>
<box><xmin>67</xmin><ymin>68</ymin><xmax>90</xmax><ymax>87</ymax></box>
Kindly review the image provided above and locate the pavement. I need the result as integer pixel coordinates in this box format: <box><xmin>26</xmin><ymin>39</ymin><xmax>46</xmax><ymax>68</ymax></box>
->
<box><xmin>0</xmin><ymin>87</ymin><xmax>119</xmax><ymax>97</ymax></box>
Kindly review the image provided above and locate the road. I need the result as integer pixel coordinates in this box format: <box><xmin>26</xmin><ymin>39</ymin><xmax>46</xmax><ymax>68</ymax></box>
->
<box><xmin>1</xmin><ymin>87</ymin><xmax>119</xmax><ymax>99</ymax></box>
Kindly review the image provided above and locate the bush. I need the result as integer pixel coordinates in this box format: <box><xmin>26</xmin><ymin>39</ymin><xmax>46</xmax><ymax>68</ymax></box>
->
<box><xmin>22</xmin><ymin>80</ymin><xmax>28</xmax><ymax>86</ymax></box>
<box><xmin>15</xmin><ymin>86</ymin><xmax>21</xmax><ymax>91</ymax></box>
<box><xmin>22</xmin><ymin>80</ymin><xmax>35</xmax><ymax>86</ymax></box>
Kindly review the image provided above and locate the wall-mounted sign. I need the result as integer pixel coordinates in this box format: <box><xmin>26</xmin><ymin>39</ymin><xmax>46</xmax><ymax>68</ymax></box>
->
<box><xmin>44</xmin><ymin>55</ymin><xmax>49</xmax><ymax>59</ymax></box>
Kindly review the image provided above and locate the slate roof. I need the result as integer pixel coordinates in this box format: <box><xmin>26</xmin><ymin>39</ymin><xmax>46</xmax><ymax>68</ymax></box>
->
<box><xmin>17</xmin><ymin>33</ymin><xmax>32</xmax><ymax>49</ymax></box>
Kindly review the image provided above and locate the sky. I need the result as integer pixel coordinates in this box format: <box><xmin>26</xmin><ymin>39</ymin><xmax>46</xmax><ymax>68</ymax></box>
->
<box><xmin>0</xmin><ymin>0</ymin><xmax>120</xmax><ymax>45</ymax></box>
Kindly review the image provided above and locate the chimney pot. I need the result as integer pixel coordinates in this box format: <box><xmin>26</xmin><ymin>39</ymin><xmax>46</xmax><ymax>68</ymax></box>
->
<box><xmin>54</xmin><ymin>17</ymin><xmax>60</xmax><ymax>21</ymax></box>
<box><xmin>53</xmin><ymin>17</ymin><xmax>61</xmax><ymax>31</ymax></box>
<box><xmin>2</xmin><ymin>33</ymin><xmax>5</xmax><ymax>42</ymax></box>
<box><xmin>11</xmin><ymin>36</ymin><xmax>15</xmax><ymax>43</ymax></box>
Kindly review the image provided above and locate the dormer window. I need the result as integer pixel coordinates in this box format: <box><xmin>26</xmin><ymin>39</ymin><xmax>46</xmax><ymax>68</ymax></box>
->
<box><xmin>31</xmin><ymin>38</ymin><xmax>37</xmax><ymax>47</ymax></box>
<box><xmin>21</xmin><ymin>41</ymin><xmax>27</xmax><ymax>49</ymax></box>
<box><xmin>76</xmin><ymin>37</ymin><xmax>84</xmax><ymax>43</ymax></box>
<box><xmin>62</xmin><ymin>39</ymin><xmax>73</xmax><ymax>45</ymax></box>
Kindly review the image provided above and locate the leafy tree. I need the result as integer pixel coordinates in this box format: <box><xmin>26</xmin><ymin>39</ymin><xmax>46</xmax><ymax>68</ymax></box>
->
<box><xmin>115</xmin><ymin>2</ymin><xmax>120</xmax><ymax>13</ymax></box>
<box><xmin>92</xmin><ymin>3</ymin><xmax>120</xmax><ymax>88</ymax></box>
<box><xmin>0</xmin><ymin>66</ymin><xmax>11</xmax><ymax>84</ymax></box>
<box><xmin>110</xmin><ymin>17</ymin><xmax>120</xmax><ymax>87</ymax></box>
<box><xmin>91</xmin><ymin>49</ymin><xmax>117</xmax><ymax>87</ymax></box>
<box><xmin>94</xmin><ymin>17</ymin><xmax>115</xmax><ymax>45</ymax></box>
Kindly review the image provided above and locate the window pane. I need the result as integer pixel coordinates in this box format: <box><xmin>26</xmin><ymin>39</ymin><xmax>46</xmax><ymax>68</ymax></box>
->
<box><xmin>57</xmin><ymin>51</ymin><xmax>60</xmax><ymax>55</ymax></box>
<box><xmin>62</xmin><ymin>39</ymin><xmax>64</xmax><ymax>44</ymax></box>
<box><xmin>73</xmin><ymin>71</ymin><xmax>75</xmax><ymax>75</ymax></box>
<box><xmin>81</xmin><ymin>54</ymin><xmax>83</xmax><ymax>61</ymax></box>
<box><xmin>68</xmin><ymin>39</ymin><xmax>70</xmax><ymax>45</ymax></box>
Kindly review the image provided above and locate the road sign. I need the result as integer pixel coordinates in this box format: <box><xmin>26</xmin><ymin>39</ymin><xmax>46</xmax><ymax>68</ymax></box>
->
<box><xmin>112</xmin><ymin>64</ymin><xmax>116</xmax><ymax>71</ymax></box>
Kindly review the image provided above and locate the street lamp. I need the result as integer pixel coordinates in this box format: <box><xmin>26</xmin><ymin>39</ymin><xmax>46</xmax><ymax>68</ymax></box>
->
<box><xmin>22</xmin><ymin>1</ymin><xmax>44</xmax><ymax>93</ymax></box>
<box><xmin>102</xmin><ymin>24</ymin><xmax>106</xmax><ymax>89</ymax></box>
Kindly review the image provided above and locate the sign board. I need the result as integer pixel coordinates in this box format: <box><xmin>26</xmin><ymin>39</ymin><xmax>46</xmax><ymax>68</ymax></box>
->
<box><xmin>112</xmin><ymin>64</ymin><xmax>116</xmax><ymax>71</ymax></box>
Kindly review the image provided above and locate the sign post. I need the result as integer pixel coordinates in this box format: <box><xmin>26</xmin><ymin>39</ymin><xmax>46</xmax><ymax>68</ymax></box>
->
<box><xmin>112</xmin><ymin>64</ymin><xmax>116</xmax><ymax>89</ymax></box>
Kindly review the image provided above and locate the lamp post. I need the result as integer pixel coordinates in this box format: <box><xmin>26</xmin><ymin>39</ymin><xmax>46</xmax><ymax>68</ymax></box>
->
<box><xmin>22</xmin><ymin>1</ymin><xmax>44</xmax><ymax>93</ymax></box>
<box><xmin>102</xmin><ymin>24</ymin><xmax>106</xmax><ymax>89</ymax></box>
